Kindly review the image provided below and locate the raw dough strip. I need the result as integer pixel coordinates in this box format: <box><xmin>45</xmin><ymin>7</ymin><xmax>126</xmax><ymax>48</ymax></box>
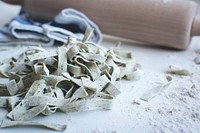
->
<box><xmin>42</xmin><ymin>57</ymin><xmax>57</xmax><ymax>66</ymax></box>
<box><xmin>7</xmin><ymin>96</ymin><xmax>22</xmax><ymax>110</ymax></box>
<box><xmin>105</xmin><ymin>58</ymin><xmax>121</xmax><ymax>82</ymax></box>
<box><xmin>82</xmin><ymin>28</ymin><xmax>93</xmax><ymax>43</ymax></box>
<box><xmin>79</xmin><ymin>52</ymin><xmax>106</xmax><ymax>63</ymax></box>
<box><xmin>9</xmin><ymin>74</ymin><xmax>25</xmax><ymax>91</ymax></box>
<box><xmin>7</xmin><ymin>80</ymin><xmax>46</xmax><ymax>120</ymax></box>
<box><xmin>123</xmin><ymin>64</ymin><xmax>142</xmax><ymax>80</ymax></box>
<box><xmin>113</xmin><ymin>47</ymin><xmax>132</xmax><ymax>59</ymax></box>
<box><xmin>34</xmin><ymin>62</ymin><xmax>50</xmax><ymax>76</ymax></box>
<box><xmin>27</xmin><ymin>50</ymin><xmax>57</xmax><ymax>61</ymax></box>
<box><xmin>27</xmin><ymin>46</ymin><xmax>47</xmax><ymax>52</ymax></box>
<box><xmin>74</xmin><ymin>55</ymin><xmax>100</xmax><ymax>80</ymax></box>
<box><xmin>70</xmin><ymin>87</ymin><xmax>88</xmax><ymax>102</ymax></box>
<box><xmin>67</xmin><ymin>64</ymin><xmax>82</xmax><ymax>76</ymax></box>
<box><xmin>8</xmin><ymin>63</ymin><xmax>29</xmax><ymax>75</ymax></box>
<box><xmin>0</xmin><ymin>96</ymin><xmax>14</xmax><ymax>107</ymax></box>
<box><xmin>57</xmin><ymin>47</ymin><xmax>68</xmax><ymax>75</ymax></box>
<box><xmin>81</xmin><ymin>77</ymin><xmax>96</xmax><ymax>92</ymax></box>
<box><xmin>67</xmin><ymin>45</ymin><xmax>80</xmax><ymax>62</ymax></box>
<box><xmin>96</xmin><ymin>92</ymin><xmax>113</xmax><ymax>99</ymax></box>
<box><xmin>81</xmin><ymin>75</ymin><xmax>110</xmax><ymax>93</ymax></box>
<box><xmin>62</xmin><ymin>72</ymin><xmax>83</xmax><ymax>87</ymax></box>
<box><xmin>41</xmin><ymin>105</ymin><xmax>57</xmax><ymax>116</ymax></box>
<box><xmin>6</xmin><ymin>79</ymin><xmax>19</xmax><ymax>96</ymax></box>
<box><xmin>0</xmin><ymin>120</ymin><xmax>67</xmax><ymax>132</ymax></box>
<box><xmin>107</xmin><ymin>50</ymin><xmax>128</xmax><ymax>65</ymax></box>
<box><xmin>41</xmin><ymin>87</ymin><xmax>64</xmax><ymax>115</ymax></box>
<box><xmin>11</xmin><ymin>104</ymin><xmax>47</xmax><ymax>121</ymax></box>
<box><xmin>104</xmin><ymin>82</ymin><xmax>121</xmax><ymax>97</ymax></box>
<box><xmin>28</xmin><ymin>96</ymin><xmax>67</xmax><ymax>107</ymax></box>
<box><xmin>74</xmin><ymin>43</ymin><xmax>91</xmax><ymax>53</ymax></box>
<box><xmin>168</xmin><ymin>65</ymin><xmax>190</xmax><ymax>76</ymax></box>
<box><xmin>85</xmin><ymin>62</ymin><xmax>101</xmax><ymax>80</ymax></box>
<box><xmin>140</xmin><ymin>81</ymin><xmax>171</xmax><ymax>102</ymax></box>
<box><xmin>60</xmin><ymin>98</ymin><xmax>112</xmax><ymax>113</ymax></box>
<box><xmin>42</xmin><ymin>75</ymin><xmax>68</xmax><ymax>87</ymax></box>
<box><xmin>85</xmin><ymin>41</ymin><xmax>107</xmax><ymax>54</ymax></box>
<box><xmin>56</xmin><ymin>80</ymin><xmax>75</xmax><ymax>94</ymax></box>
<box><xmin>0</xmin><ymin>63</ymin><xmax>11</xmax><ymax>77</ymax></box>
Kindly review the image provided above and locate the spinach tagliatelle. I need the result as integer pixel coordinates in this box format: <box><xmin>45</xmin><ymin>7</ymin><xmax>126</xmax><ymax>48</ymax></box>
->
<box><xmin>0</xmin><ymin>28</ymin><xmax>142</xmax><ymax>131</ymax></box>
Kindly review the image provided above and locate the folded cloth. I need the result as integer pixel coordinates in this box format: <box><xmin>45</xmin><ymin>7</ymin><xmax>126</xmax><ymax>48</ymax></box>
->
<box><xmin>0</xmin><ymin>19</ymin><xmax>55</xmax><ymax>46</ymax></box>
<box><xmin>9</xmin><ymin>20</ymin><xmax>50</xmax><ymax>42</ymax></box>
<box><xmin>0</xmin><ymin>8</ymin><xmax>102</xmax><ymax>46</ymax></box>
<box><xmin>50</xmin><ymin>8</ymin><xmax>102</xmax><ymax>43</ymax></box>
<box><xmin>0</xmin><ymin>31</ymin><xmax>54</xmax><ymax>46</ymax></box>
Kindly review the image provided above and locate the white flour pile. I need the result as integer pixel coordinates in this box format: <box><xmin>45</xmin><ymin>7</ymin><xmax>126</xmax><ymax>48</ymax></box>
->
<box><xmin>145</xmin><ymin>69</ymin><xmax>200</xmax><ymax>133</ymax></box>
<box><xmin>128</xmin><ymin>50</ymin><xmax>200</xmax><ymax>133</ymax></box>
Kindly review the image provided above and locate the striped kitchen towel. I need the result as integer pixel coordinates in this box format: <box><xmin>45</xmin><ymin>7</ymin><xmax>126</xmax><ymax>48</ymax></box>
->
<box><xmin>0</xmin><ymin>8</ymin><xmax>102</xmax><ymax>46</ymax></box>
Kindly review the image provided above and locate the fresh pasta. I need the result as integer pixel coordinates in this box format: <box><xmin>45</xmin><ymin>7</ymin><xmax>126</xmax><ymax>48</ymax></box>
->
<box><xmin>0</xmin><ymin>28</ymin><xmax>141</xmax><ymax>131</ymax></box>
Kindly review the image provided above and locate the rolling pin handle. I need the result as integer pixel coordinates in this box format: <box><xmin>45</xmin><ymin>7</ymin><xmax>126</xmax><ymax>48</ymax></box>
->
<box><xmin>192</xmin><ymin>16</ymin><xmax>200</xmax><ymax>36</ymax></box>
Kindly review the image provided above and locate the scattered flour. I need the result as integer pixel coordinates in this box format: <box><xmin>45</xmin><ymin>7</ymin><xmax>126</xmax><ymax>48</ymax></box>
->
<box><xmin>138</xmin><ymin>65</ymin><xmax>200</xmax><ymax>133</ymax></box>
<box><xmin>132</xmin><ymin>99</ymin><xmax>141</xmax><ymax>105</ymax></box>
<box><xmin>91</xmin><ymin>128</ymin><xmax>117</xmax><ymax>133</ymax></box>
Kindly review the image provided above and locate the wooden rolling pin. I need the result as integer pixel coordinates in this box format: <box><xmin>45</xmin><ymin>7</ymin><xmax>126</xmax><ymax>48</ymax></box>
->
<box><xmin>6</xmin><ymin>0</ymin><xmax>200</xmax><ymax>49</ymax></box>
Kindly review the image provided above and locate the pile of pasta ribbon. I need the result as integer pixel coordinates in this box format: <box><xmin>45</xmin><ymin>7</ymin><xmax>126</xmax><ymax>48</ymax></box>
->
<box><xmin>0</xmin><ymin>29</ymin><xmax>141</xmax><ymax>131</ymax></box>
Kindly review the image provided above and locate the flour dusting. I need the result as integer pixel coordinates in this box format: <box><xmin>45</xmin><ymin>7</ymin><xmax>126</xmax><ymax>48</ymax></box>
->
<box><xmin>137</xmin><ymin>63</ymin><xmax>200</xmax><ymax>133</ymax></box>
